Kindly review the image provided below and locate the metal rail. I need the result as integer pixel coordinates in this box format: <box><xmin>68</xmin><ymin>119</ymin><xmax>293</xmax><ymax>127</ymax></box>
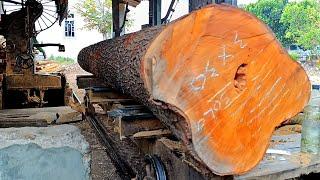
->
<box><xmin>86</xmin><ymin>114</ymin><xmax>136</xmax><ymax>180</ymax></box>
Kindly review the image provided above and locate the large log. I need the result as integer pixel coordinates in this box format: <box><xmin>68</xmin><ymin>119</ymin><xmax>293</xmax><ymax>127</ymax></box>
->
<box><xmin>78</xmin><ymin>4</ymin><xmax>310</xmax><ymax>175</ymax></box>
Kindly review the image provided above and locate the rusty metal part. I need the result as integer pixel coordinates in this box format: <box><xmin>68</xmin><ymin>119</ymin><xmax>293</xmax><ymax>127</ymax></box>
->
<box><xmin>76</xmin><ymin>75</ymin><xmax>106</xmax><ymax>89</ymax></box>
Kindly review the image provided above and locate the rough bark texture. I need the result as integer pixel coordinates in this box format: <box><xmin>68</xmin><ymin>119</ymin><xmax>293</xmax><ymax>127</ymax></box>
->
<box><xmin>78</xmin><ymin>4</ymin><xmax>311</xmax><ymax>175</ymax></box>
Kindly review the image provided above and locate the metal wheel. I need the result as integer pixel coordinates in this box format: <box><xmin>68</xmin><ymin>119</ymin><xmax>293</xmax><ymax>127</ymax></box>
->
<box><xmin>1</xmin><ymin>0</ymin><xmax>65</xmax><ymax>34</ymax></box>
<box><xmin>144</xmin><ymin>154</ymin><xmax>167</xmax><ymax>180</ymax></box>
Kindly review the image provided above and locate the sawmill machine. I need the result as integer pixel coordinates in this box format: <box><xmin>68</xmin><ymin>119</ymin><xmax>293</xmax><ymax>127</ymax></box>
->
<box><xmin>0</xmin><ymin>0</ymin><xmax>69</xmax><ymax>109</ymax></box>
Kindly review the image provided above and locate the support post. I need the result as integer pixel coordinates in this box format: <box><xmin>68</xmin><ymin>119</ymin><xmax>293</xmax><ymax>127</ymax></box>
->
<box><xmin>149</xmin><ymin>0</ymin><xmax>161</xmax><ymax>26</ymax></box>
<box><xmin>112</xmin><ymin>0</ymin><xmax>120</xmax><ymax>37</ymax></box>
<box><xmin>215</xmin><ymin>0</ymin><xmax>237</xmax><ymax>6</ymax></box>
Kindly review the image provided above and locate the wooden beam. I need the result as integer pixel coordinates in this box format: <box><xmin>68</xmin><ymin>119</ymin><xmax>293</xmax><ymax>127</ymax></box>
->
<box><xmin>119</xmin><ymin>117</ymin><xmax>166</xmax><ymax>138</ymax></box>
<box><xmin>0</xmin><ymin>118</ymin><xmax>47</xmax><ymax>128</ymax></box>
<box><xmin>132</xmin><ymin>129</ymin><xmax>172</xmax><ymax>139</ymax></box>
<box><xmin>0</xmin><ymin>106</ymin><xmax>82</xmax><ymax>124</ymax></box>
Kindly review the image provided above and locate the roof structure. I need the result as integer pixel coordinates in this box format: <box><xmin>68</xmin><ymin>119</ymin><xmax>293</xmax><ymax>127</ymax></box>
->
<box><xmin>123</xmin><ymin>0</ymin><xmax>142</xmax><ymax>7</ymax></box>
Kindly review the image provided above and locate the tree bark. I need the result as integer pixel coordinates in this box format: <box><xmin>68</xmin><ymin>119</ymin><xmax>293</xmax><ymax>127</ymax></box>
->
<box><xmin>78</xmin><ymin>4</ymin><xmax>311</xmax><ymax>175</ymax></box>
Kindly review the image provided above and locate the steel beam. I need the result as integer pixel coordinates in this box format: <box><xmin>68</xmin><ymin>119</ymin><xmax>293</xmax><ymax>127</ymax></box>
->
<box><xmin>215</xmin><ymin>0</ymin><xmax>237</xmax><ymax>6</ymax></box>
<box><xmin>112</xmin><ymin>0</ymin><xmax>120</xmax><ymax>37</ymax></box>
<box><xmin>149</xmin><ymin>0</ymin><xmax>161</xmax><ymax>26</ymax></box>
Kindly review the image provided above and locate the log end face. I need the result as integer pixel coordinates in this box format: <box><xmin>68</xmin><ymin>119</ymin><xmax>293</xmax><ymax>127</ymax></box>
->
<box><xmin>142</xmin><ymin>4</ymin><xmax>311</xmax><ymax>175</ymax></box>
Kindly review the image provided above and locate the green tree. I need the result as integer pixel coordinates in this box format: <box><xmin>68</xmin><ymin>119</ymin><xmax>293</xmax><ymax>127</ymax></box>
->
<box><xmin>244</xmin><ymin>0</ymin><xmax>291</xmax><ymax>46</ymax></box>
<box><xmin>75</xmin><ymin>0</ymin><xmax>113</xmax><ymax>39</ymax></box>
<box><xmin>280</xmin><ymin>0</ymin><xmax>320</xmax><ymax>58</ymax></box>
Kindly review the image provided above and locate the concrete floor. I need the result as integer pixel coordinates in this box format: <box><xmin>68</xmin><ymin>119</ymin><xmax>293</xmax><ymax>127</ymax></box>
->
<box><xmin>0</xmin><ymin>125</ymin><xmax>90</xmax><ymax>180</ymax></box>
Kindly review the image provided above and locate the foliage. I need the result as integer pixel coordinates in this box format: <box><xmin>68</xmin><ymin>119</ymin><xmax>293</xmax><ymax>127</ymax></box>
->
<box><xmin>280</xmin><ymin>0</ymin><xmax>320</xmax><ymax>57</ymax></box>
<box><xmin>245</xmin><ymin>0</ymin><xmax>291</xmax><ymax>46</ymax></box>
<box><xmin>245</xmin><ymin>0</ymin><xmax>320</xmax><ymax>60</ymax></box>
<box><xmin>48</xmin><ymin>55</ymin><xmax>75</xmax><ymax>65</ymax></box>
<box><xmin>75</xmin><ymin>0</ymin><xmax>113</xmax><ymax>39</ymax></box>
<box><xmin>289</xmin><ymin>52</ymin><xmax>299</xmax><ymax>61</ymax></box>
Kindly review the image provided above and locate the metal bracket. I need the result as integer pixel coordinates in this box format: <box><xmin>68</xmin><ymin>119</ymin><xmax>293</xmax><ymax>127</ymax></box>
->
<box><xmin>119</xmin><ymin>2</ymin><xmax>129</xmax><ymax>33</ymax></box>
<box><xmin>161</xmin><ymin>0</ymin><xmax>177</xmax><ymax>24</ymax></box>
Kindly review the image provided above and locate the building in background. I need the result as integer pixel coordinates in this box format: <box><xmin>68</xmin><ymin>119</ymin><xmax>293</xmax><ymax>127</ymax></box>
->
<box><xmin>37</xmin><ymin>0</ymin><xmax>102</xmax><ymax>60</ymax></box>
<box><xmin>38</xmin><ymin>0</ymin><xmax>250</xmax><ymax>60</ymax></box>
<box><xmin>37</xmin><ymin>0</ymin><xmax>189</xmax><ymax>60</ymax></box>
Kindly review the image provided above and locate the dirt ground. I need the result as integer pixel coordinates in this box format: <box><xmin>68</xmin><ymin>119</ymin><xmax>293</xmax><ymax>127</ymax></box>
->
<box><xmin>59</xmin><ymin>63</ymin><xmax>121</xmax><ymax>180</ymax></box>
<box><xmin>75</xmin><ymin>120</ymin><xmax>121</xmax><ymax>180</ymax></box>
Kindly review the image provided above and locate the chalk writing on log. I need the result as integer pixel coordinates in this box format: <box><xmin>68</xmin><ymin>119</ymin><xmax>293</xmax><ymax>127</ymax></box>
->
<box><xmin>195</xmin><ymin>32</ymin><xmax>250</xmax><ymax>133</ymax></box>
<box><xmin>190</xmin><ymin>61</ymin><xmax>219</xmax><ymax>92</ymax></box>
<box><xmin>197</xmin><ymin>118</ymin><xmax>205</xmax><ymax>132</ymax></box>
<box><xmin>190</xmin><ymin>74</ymin><xmax>206</xmax><ymax>92</ymax></box>
<box><xmin>218</xmin><ymin>45</ymin><xmax>233</xmax><ymax>65</ymax></box>
<box><xmin>196</xmin><ymin>83</ymin><xmax>232</xmax><ymax>133</ymax></box>
<box><xmin>248</xmin><ymin>80</ymin><xmax>286</xmax><ymax>125</ymax></box>
<box><xmin>257</xmin><ymin>77</ymin><xmax>282</xmax><ymax>107</ymax></box>
<box><xmin>234</xmin><ymin>31</ymin><xmax>247</xmax><ymax>48</ymax></box>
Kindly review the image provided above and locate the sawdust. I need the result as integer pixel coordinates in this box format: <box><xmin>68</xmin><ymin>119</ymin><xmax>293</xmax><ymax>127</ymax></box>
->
<box><xmin>75</xmin><ymin>120</ymin><xmax>121</xmax><ymax>180</ymax></box>
<box><xmin>289</xmin><ymin>153</ymin><xmax>312</xmax><ymax>167</ymax></box>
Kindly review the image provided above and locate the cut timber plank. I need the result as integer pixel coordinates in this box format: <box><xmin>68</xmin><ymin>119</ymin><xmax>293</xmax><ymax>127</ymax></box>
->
<box><xmin>0</xmin><ymin>118</ymin><xmax>47</xmax><ymax>128</ymax></box>
<box><xmin>0</xmin><ymin>106</ymin><xmax>82</xmax><ymax>124</ymax></box>
<box><xmin>132</xmin><ymin>129</ymin><xmax>172</xmax><ymax>139</ymax></box>
<box><xmin>78</xmin><ymin>4</ymin><xmax>310</xmax><ymax>175</ymax></box>
<box><xmin>119</xmin><ymin>117</ymin><xmax>166</xmax><ymax>138</ymax></box>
